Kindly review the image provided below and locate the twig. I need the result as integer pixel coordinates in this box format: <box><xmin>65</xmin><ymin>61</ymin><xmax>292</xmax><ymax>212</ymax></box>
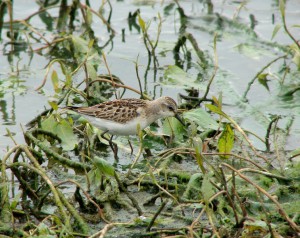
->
<box><xmin>102</xmin><ymin>53</ymin><xmax>117</xmax><ymax>98</ymax></box>
<box><xmin>89</xmin><ymin>222</ymin><xmax>132</xmax><ymax>238</ymax></box>
<box><xmin>265</xmin><ymin>116</ymin><xmax>281</xmax><ymax>152</ymax></box>
<box><xmin>221</xmin><ymin>163</ymin><xmax>300</xmax><ymax>234</ymax></box>
<box><xmin>146</xmin><ymin>199</ymin><xmax>168</xmax><ymax>231</ymax></box>
<box><xmin>114</xmin><ymin>172</ymin><xmax>143</xmax><ymax>216</ymax></box>
<box><xmin>89</xmin><ymin>78</ymin><xmax>151</xmax><ymax>100</ymax></box>
<box><xmin>55</xmin><ymin>179</ymin><xmax>109</xmax><ymax>223</ymax></box>
<box><xmin>242</xmin><ymin>55</ymin><xmax>287</xmax><ymax>101</ymax></box>
<box><xmin>25</xmin><ymin>131</ymin><xmax>91</xmax><ymax>171</ymax></box>
<box><xmin>280</xmin><ymin>0</ymin><xmax>300</xmax><ymax>50</ymax></box>
<box><xmin>134</xmin><ymin>55</ymin><xmax>143</xmax><ymax>98</ymax></box>
<box><xmin>219</xmin><ymin>166</ymin><xmax>239</xmax><ymax>226</ymax></box>
<box><xmin>7</xmin><ymin>147</ymin><xmax>69</xmax><ymax>228</ymax></box>
<box><xmin>80</xmin><ymin>3</ymin><xmax>116</xmax><ymax>35</ymax></box>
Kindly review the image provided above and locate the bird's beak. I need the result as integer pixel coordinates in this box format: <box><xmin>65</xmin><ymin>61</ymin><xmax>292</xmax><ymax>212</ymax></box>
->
<box><xmin>175</xmin><ymin>113</ymin><xmax>185</xmax><ymax>126</ymax></box>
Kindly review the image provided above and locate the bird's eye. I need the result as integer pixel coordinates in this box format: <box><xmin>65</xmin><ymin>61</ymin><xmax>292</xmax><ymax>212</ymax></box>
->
<box><xmin>167</xmin><ymin>106</ymin><xmax>174</xmax><ymax>111</ymax></box>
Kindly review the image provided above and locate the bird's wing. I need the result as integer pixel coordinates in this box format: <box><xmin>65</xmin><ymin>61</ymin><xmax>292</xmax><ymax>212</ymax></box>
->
<box><xmin>73</xmin><ymin>99</ymin><xmax>147</xmax><ymax>124</ymax></box>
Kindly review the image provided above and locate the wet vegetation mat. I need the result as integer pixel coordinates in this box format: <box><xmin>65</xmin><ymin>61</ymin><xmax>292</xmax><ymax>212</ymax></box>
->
<box><xmin>0</xmin><ymin>0</ymin><xmax>300</xmax><ymax>237</ymax></box>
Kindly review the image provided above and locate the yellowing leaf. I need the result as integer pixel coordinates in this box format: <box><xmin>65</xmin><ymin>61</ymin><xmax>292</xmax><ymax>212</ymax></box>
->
<box><xmin>218</xmin><ymin>123</ymin><xmax>234</xmax><ymax>159</ymax></box>
<box><xmin>51</xmin><ymin>70</ymin><xmax>60</xmax><ymax>93</ymax></box>
<box><xmin>138</xmin><ymin>14</ymin><xmax>146</xmax><ymax>32</ymax></box>
<box><xmin>48</xmin><ymin>101</ymin><xmax>58</xmax><ymax>111</ymax></box>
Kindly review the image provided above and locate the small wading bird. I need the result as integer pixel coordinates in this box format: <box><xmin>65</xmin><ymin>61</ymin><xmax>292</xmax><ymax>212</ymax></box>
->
<box><xmin>66</xmin><ymin>96</ymin><xmax>184</xmax><ymax>159</ymax></box>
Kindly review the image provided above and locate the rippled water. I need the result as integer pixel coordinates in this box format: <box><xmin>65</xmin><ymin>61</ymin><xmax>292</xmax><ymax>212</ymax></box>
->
<box><xmin>1</xmin><ymin>0</ymin><xmax>300</xmax><ymax>155</ymax></box>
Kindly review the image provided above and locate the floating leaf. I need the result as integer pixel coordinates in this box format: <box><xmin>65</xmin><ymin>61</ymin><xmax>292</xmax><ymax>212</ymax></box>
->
<box><xmin>183</xmin><ymin>108</ymin><xmax>219</xmax><ymax>131</ymax></box>
<box><xmin>218</xmin><ymin>123</ymin><xmax>234</xmax><ymax>159</ymax></box>
<box><xmin>93</xmin><ymin>156</ymin><xmax>115</xmax><ymax>176</ymax></box>
<box><xmin>234</xmin><ymin>43</ymin><xmax>272</xmax><ymax>60</ymax></box>
<box><xmin>163</xmin><ymin>65</ymin><xmax>206</xmax><ymax>90</ymax></box>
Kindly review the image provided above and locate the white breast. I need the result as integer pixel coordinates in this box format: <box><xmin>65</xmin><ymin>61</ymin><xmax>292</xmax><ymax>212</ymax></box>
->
<box><xmin>82</xmin><ymin>115</ymin><xmax>150</xmax><ymax>135</ymax></box>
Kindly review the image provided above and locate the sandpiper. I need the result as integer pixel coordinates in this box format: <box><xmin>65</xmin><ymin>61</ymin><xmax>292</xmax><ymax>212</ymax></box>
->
<box><xmin>67</xmin><ymin>96</ymin><xmax>184</xmax><ymax>135</ymax></box>
<box><xmin>66</xmin><ymin>96</ymin><xmax>184</xmax><ymax>159</ymax></box>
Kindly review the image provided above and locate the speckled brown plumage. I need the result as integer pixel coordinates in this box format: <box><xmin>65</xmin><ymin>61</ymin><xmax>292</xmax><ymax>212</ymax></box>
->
<box><xmin>69</xmin><ymin>98</ymin><xmax>148</xmax><ymax>124</ymax></box>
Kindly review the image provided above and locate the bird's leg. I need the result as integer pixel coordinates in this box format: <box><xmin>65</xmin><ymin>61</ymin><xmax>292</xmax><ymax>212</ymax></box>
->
<box><xmin>100</xmin><ymin>130</ymin><xmax>119</xmax><ymax>161</ymax></box>
<box><xmin>128</xmin><ymin>139</ymin><xmax>133</xmax><ymax>155</ymax></box>
<box><xmin>109</xmin><ymin>135</ymin><xmax>119</xmax><ymax>161</ymax></box>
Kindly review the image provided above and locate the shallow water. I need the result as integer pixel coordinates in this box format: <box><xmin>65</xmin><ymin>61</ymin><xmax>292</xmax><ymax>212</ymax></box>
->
<box><xmin>1</xmin><ymin>0</ymin><xmax>300</xmax><ymax>156</ymax></box>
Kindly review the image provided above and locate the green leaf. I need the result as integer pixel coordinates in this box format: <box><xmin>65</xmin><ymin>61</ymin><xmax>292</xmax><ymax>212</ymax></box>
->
<box><xmin>183</xmin><ymin>108</ymin><xmax>219</xmax><ymax>131</ymax></box>
<box><xmin>290</xmin><ymin>147</ymin><xmax>300</xmax><ymax>158</ymax></box>
<box><xmin>234</xmin><ymin>43</ymin><xmax>272</xmax><ymax>59</ymax></box>
<box><xmin>10</xmin><ymin>193</ymin><xmax>22</xmax><ymax>210</ymax></box>
<box><xmin>218</xmin><ymin>123</ymin><xmax>234</xmax><ymax>159</ymax></box>
<box><xmin>182</xmin><ymin>173</ymin><xmax>202</xmax><ymax>200</ymax></box>
<box><xmin>279</xmin><ymin>0</ymin><xmax>285</xmax><ymax>18</ymax></box>
<box><xmin>88</xmin><ymin>39</ymin><xmax>94</xmax><ymax>49</ymax></box>
<box><xmin>48</xmin><ymin>101</ymin><xmax>58</xmax><ymax>111</ymax></box>
<box><xmin>86</xmin><ymin>61</ymin><xmax>97</xmax><ymax>81</ymax></box>
<box><xmin>162</xmin><ymin>65</ymin><xmax>206</xmax><ymax>90</ymax></box>
<box><xmin>292</xmin><ymin>50</ymin><xmax>300</xmax><ymax>69</ymax></box>
<box><xmin>86</xmin><ymin>8</ymin><xmax>93</xmax><ymax>26</ymax></box>
<box><xmin>65</xmin><ymin>73</ymin><xmax>72</xmax><ymax>88</ymax></box>
<box><xmin>88</xmin><ymin>167</ymin><xmax>102</xmax><ymax>188</ymax></box>
<box><xmin>271</xmin><ymin>24</ymin><xmax>282</xmax><ymax>40</ymax></box>
<box><xmin>193</xmin><ymin>137</ymin><xmax>206</xmax><ymax>174</ymax></box>
<box><xmin>201</xmin><ymin>172</ymin><xmax>215</xmax><ymax>204</ymax></box>
<box><xmin>257</xmin><ymin>73</ymin><xmax>270</xmax><ymax>91</ymax></box>
<box><xmin>56</xmin><ymin>119</ymin><xmax>78</xmax><ymax>151</ymax></box>
<box><xmin>93</xmin><ymin>156</ymin><xmax>115</xmax><ymax>176</ymax></box>
<box><xmin>163</xmin><ymin>117</ymin><xmax>185</xmax><ymax>141</ymax></box>
<box><xmin>51</xmin><ymin>70</ymin><xmax>60</xmax><ymax>93</ymax></box>
<box><xmin>41</xmin><ymin>115</ymin><xmax>77</xmax><ymax>151</ymax></box>
<box><xmin>205</xmin><ymin>104</ymin><xmax>227</xmax><ymax>118</ymax></box>
<box><xmin>72</xmin><ymin>35</ymin><xmax>90</xmax><ymax>54</ymax></box>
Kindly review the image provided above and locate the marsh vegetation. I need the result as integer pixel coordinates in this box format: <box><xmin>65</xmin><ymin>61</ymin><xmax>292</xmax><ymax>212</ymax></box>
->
<box><xmin>0</xmin><ymin>0</ymin><xmax>300</xmax><ymax>237</ymax></box>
